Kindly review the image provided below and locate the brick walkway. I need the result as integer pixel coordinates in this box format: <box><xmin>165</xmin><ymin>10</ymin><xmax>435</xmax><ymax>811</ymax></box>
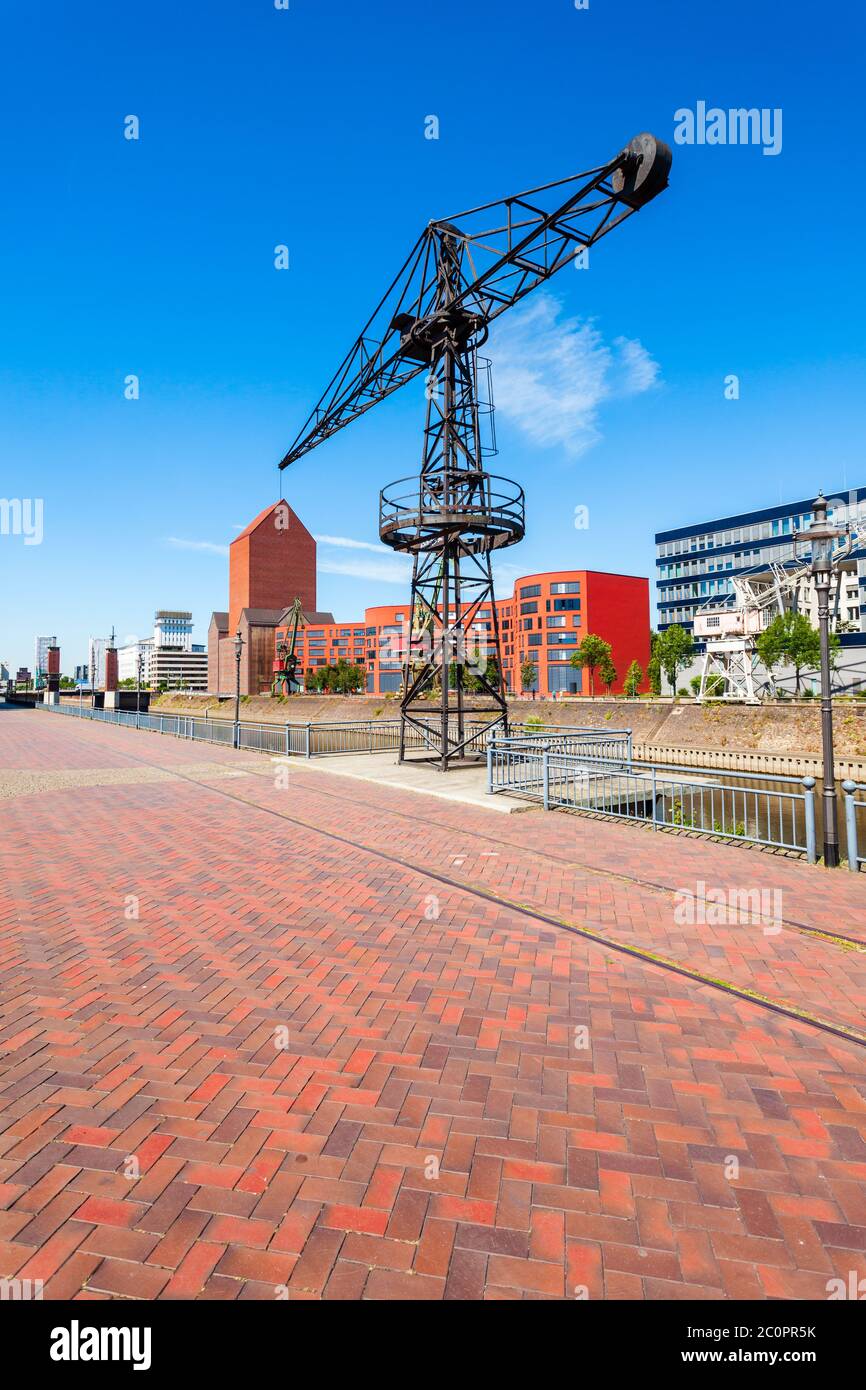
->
<box><xmin>0</xmin><ymin>708</ymin><xmax>864</xmax><ymax>1301</ymax></box>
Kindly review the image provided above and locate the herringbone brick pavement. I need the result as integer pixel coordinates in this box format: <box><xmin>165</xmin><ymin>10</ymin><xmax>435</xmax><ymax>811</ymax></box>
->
<box><xmin>0</xmin><ymin>709</ymin><xmax>864</xmax><ymax>1301</ymax></box>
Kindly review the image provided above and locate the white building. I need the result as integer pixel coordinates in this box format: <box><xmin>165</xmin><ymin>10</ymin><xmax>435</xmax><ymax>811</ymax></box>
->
<box><xmin>116</xmin><ymin>612</ymin><xmax>207</xmax><ymax>690</ymax></box>
<box><xmin>153</xmin><ymin>611</ymin><xmax>194</xmax><ymax>649</ymax></box>
<box><xmin>117</xmin><ymin>638</ymin><xmax>154</xmax><ymax>684</ymax></box>
<box><xmin>149</xmin><ymin>647</ymin><xmax>207</xmax><ymax>690</ymax></box>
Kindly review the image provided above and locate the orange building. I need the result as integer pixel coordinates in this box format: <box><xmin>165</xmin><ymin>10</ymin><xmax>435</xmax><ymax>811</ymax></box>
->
<box><xmin>275</xmin><ymin>571</ymin><xmax>650</xmax><ymax>698</ymax></box>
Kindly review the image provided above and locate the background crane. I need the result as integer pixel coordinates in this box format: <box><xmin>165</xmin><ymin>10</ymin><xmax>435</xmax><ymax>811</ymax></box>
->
<box><xmin>280</xmin><ymin>133</ymin><xmax>672</xmax><ymax>768</ymax></box>
<box><xmin>694</xmin><ymin>504</ymin><xmax>866</xmax><ymax>701</ymax></box>
<box><xmin>271</xmin><ymin>597</ymin><xmax>303</xmax><ymax>697</ymax></box>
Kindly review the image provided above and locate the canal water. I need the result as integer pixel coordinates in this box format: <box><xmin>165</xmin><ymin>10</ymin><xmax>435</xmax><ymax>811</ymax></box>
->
<box><xmin>650</xmin><ymin>767</ymin><xmax>866</xmax><ymax>867</ymax></box>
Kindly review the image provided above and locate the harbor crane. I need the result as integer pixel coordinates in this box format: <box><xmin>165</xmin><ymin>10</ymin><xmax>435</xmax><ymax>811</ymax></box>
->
<box><xmin>271</xmin><ymin>597</ymin><xmax>303</xmax><ymax>696</ymax></box>
<box><xmin>280</xmin><ymin>133</ymin><xmax>672</xmax><ymax>768</ymax></box>
<box><xmin>694</xmin><ymin>501</ymin><xmax>866</xmax><ymax>702</ymax></box>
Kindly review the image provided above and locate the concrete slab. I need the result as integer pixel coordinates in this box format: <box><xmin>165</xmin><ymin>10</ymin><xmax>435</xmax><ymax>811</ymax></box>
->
<box><xmin>290</xmin><ymin>750</ymin><xmax>530</xmax><ymax>813</ymax></box>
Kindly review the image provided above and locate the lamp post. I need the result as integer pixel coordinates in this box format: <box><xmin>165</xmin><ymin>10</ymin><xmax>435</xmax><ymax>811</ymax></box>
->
<box><xmin>796</xmin><ymin>493</ymin><xmax>849</xmax><ymax>867</ymax></box>
<box><xmin>136</xmin><ymin>650</ymin><xmax>144</xmax><ymax>724</ymax></box>
<box><xmin>233</xmin><ymin>629</ymin><xmax>244</xmax><ymax>748</ymax></box>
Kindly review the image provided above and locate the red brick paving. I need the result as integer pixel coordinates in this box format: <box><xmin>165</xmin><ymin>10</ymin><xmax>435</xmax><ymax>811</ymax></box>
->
<box><xmin>0</xmin><ymin>708</ymin><xmax>864</xmax><ymax>1301</ymax></box>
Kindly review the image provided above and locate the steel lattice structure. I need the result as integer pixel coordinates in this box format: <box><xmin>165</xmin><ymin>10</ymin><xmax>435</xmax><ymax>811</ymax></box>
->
<box><xmin>280</xmin><ymin>133</ymin><xmax>671</xmax><ymax>768</ymax></box>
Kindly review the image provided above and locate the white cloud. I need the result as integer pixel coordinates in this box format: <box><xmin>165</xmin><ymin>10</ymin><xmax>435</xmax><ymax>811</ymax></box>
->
<box><xmin>318</xmin><ymin>554</ymin><xmax>411</xmax><ymax>585</ymax></box>
<box><xmin>315</xmin><ymin>534</ymin><xmax>411</xmax><ymax>584</ymax></box>
<box><xmin>488</xmin><ymin>294</ymin><xmax>661</xmax><ymax>456</ymax></box>
<box><xmin>613</xmin><ymin>335</ymin><xmax>661</xmax><ymax>394</ymax></box>
<box><xmin>165</xmin><ymin>536</ymin><xmax>229</xmax><ymax>557</ymax></box>
<box><xmin>314</xmin><ymin>534</ymin><xmax>388</xmax><ymax>555</ymax></box>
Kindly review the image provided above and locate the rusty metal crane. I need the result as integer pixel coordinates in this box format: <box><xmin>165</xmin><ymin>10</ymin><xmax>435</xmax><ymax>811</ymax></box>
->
<box><xmin>280</xmin><ymin>133</ymin><xmax>671</xmax><ymax>768</ymax></box>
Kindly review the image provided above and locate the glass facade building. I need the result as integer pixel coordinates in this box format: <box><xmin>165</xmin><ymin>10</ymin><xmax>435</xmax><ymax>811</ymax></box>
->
<box><xmin>655</xmin><ymin>487</ymin><xmax>866</xmax><ymax>644</ymax></box>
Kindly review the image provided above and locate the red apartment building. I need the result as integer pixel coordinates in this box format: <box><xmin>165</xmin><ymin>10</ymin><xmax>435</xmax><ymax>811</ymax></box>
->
<box><xmin>276</xmin><ymin>571</ymin><xmax>650</xmax><ymax>698</ymax></box>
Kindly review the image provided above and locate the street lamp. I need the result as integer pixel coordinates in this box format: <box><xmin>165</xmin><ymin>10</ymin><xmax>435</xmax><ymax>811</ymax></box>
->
<box><xmin>796</xmin><ymin>493</ymin><xmax>850</xmax><ymax>867</ymax></box>
<box><xmin>136</xmin><ymin>650</ymin><xmax>144</xmax><ymax>724</ymax></box>
<box><xmin>233</xmin><ymin>629</ymin><xmax>244</xmax><ymax>747</ymax></box>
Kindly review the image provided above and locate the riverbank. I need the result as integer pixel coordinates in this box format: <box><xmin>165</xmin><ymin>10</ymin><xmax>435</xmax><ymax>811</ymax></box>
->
<box><xmin>118</xmin><ymin>691</ymin><xmax>866</xmax><ymax>780</ymax></box>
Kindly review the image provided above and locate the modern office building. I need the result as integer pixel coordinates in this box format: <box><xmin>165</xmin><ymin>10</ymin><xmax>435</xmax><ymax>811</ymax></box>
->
<box><xmin>34</xmin><ymin>635</ymin><xmax>55</xmax><ymax>678</ymax></box>
<box><xmin>88</xmin><ymin>636</ymin><xmax>109</xmax><ymax>689</ymax></box>
<box><xmin>153</xmin><ymin>611</ymin><xmax>194</xmax><ymax>649</ymax></box>
<box><xmin>148</xmin><ymin>645</ymin><xmax>207</xmax><ymax>690</ymax></box>
<box><xmin>655</xmin><ymin>487</ymin><xmax>866</xmax><ymax>641</ymax></box>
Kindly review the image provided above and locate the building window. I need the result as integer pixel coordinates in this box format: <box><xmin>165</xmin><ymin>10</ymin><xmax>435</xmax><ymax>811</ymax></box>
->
<box><xmin>520</xmin><ymin>601</ymin><xmax>538</xmax><ymax>615</ymax></box>
<box><xmin>550</xmin><ymin>581</ymin><xmax>580</xmax><ymax>594</ymax></box>
<box><xmin>519</xmin><ymin>584</ymin><xmax>541</xmax><ymax>599</ymax></box>
<box><xmin>548</xmin><ymin>665</ymin><xmax>582</xmax><ymax>693</ymax></box>
<box><xmin>553</xmin><ymin>597</ymin><xmax>580</xmax><ymax>612</ymax></box>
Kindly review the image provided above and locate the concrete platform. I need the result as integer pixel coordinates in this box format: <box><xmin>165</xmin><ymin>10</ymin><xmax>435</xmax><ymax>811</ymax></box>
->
<box><xmin>293</xmin><ymin>751</ymin><xmax>530</xmax><ymax>813</ymax></box>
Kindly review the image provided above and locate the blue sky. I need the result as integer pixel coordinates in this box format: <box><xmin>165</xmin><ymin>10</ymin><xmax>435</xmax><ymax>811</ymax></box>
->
<box><xmin>1</xmin><ymin>0</ymin><xmax>864</xmax><ymax>670</ymax></box>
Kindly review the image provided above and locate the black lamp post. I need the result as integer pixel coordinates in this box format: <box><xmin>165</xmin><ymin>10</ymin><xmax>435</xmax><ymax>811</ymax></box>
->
<box><xmin>796</xmin><ymin>494</ymin><xmax>849</xmax><ymax>867</ymax></box>
<box><xmin>233</xmin><ymin>629</ymin><xmax>244</xmax><ymax>748</ymax></box>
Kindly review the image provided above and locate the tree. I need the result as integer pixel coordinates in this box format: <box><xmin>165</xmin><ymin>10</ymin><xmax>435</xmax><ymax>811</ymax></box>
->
<box><xmin>311</xmin><ymin>658</ymin><xmax>365</xmax><ymax>694</ymax></box>
<box><xmin>624</xmin><ymin>660</ymin><xmax>644</xmax><ymax>697</ymax></box>
<box><xmin>520</xmin><ymin>658</ymin><xmax>537</xmax><ymax>693</ymax></box>
<box><xmin>569</xmin><ymin>633</ymin><xmax>612</xmax><ymax>696</ymax></box>
<box><xmin>755</xmin><ymin>611</ymin><xmax>839</xmax><ymax>695</ymax></box>
<box><xmin>647</xmin><ymin>631</ymin><xmax>662</xmax><ymax>696</ymax></box>
<box><xmin>656</xmin><ymin>625</ymin><xmax>693</xmax><ymax>695</ymax></box>
<box><xmin>448</xmin><ymin>657</ymin><xmax>499</xmax><ymax>693</ymax></box>
<box><xmin>599</xmin><ymin>653</ymin><xmax>618</xmax><ymax>694</ymax></box>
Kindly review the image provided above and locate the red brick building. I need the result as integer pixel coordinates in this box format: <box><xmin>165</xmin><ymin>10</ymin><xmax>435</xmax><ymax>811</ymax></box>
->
<box><xmin>208</xmin><ymin>501</ymin><xmax>326</xmax><ymax>696</ymax></box>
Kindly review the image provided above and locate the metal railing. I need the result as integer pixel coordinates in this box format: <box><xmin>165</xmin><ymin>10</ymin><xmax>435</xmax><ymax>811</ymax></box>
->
<box><xmin>487</xmin><ymin>736</ymin><xmax>818</xmax><ymax>861</ymax></box>
<box><xmin>39</xmin><ymin>701</ymin><xmax>630</xmax><ymax>764</ymax></box>
<box><xmin>842</xmin><ymin>781</ymin><xmax>866</xmax><ymax>872</ymax></box>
